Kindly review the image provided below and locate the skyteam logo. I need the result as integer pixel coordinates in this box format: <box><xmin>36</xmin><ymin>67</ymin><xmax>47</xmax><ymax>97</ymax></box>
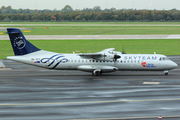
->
<box><xmin>13</xmin><ymin>36</ymin><xmax>26</xmax><ymax>49</ymax></box>
<box><xmin>141</xmin><ymin>62</ymin><xmax>146</xmax><ymax>67</ymax></box>
<box><xmin>141</xmin><ymin>62</ymin><xmax>156</xmax><ymax>68</ymax></box>
<box><xmin>41</xmin><ymin>54</ymin><xmax>68</xmax><ymax>69</ymax></box>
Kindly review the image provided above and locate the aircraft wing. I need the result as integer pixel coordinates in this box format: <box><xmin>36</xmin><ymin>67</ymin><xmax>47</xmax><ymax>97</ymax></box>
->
<box><xmin>78</xmin><ymin>48</ymin><xmax>115</xmax><ymax>59</ymax></box>
<box><xmin>78</xmin><ymin>53</ymin><xmax>102</xmax><ymax>59</ymax></box>
<box><xmin>99</xmin><ymin>48</ymin><xmax>115</xmax><ymax>53</ymax></box>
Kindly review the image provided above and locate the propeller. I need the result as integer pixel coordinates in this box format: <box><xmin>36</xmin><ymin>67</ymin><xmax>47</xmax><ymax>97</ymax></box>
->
<box><xmin>104</xmin><ymin>53</ymin><xmax>105</xmax><ymax>61</ymax></box>
<box><xmin>113</xmin><ymin>54</ymin><xmax>120</xmax><ymax>66</ymax></box>
<box><xmin>114</xmin><ymin>54</ymin><xmax>120</xmax><ymax>61</ymax></box>
<box><xmin>122</xmin><ymin>44</ymin><xmax>126</xmax><ymax>54</ymax></box>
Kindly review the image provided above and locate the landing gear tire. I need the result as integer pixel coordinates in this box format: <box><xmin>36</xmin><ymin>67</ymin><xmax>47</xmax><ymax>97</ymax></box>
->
<box><xmin>164</xmin><ymin>70</ymin><xmax>168</xmax><ymax>75</ymax></box>
<box><xmin>165</xmin><ymin>72</ymin><xmax>168</xmax><ymax>75</ymax></box>
<box><xmin>92</xmin><ymin>71</ymin><xmax>98</xmax><ymax>76</ymax></box>
<box><xmin>95</xmin><ymin>71</ymin><xmax>99</xmax><ymax>76</ymax></box>
<box><xmin>92</xmin><ymin>71</ymin><xmax>101</xmax><ymax>76</ymax></box>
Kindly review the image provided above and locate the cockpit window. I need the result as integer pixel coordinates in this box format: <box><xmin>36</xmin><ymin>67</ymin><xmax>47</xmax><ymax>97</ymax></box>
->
<box><xmin>165</xmin><ymin>57</ymin><xmax>170</xmax><ymax>60</ymax></box>
<box><xmin>159</xmin><ymin>57</ymin><xmax>170</xmax><ymax>61</ymax></box>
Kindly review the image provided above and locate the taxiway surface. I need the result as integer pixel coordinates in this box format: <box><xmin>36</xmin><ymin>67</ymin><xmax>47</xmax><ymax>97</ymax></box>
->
<box><xmin>1</xmin><ymin>35</ymin><xmax>180</xmax><ymax>40</ymax></box>
<box><xmin>1</xmin><ymin>27</ymin><xmax>180</xmax><ymax>40</ymax></box>
<box><xmin>0</xmin><ymin>56</ymin><xmax>180</xmax><ymax>120</ymax></box>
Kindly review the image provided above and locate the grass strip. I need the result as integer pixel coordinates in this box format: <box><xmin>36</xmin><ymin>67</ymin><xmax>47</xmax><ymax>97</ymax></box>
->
<box><xmin>0</xmin><ymin>39</ymin><xmax>179</xmax><ymax>59</ymax></box>
<box><xmin>1</xmin><ymin>22</ymin><xmax>180</xmax><ymax>24</ymax></box>
<box><xmin>1</xmin><ymin>26</ymin><xmax>180</xmax><ymax>35</ymax></box>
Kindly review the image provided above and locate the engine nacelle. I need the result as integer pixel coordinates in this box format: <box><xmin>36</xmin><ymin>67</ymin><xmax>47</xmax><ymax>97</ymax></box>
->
<box><xmin>96</xmin><ymin>54</ymin><xmax>120</xmax><ymax>61</ymax></box>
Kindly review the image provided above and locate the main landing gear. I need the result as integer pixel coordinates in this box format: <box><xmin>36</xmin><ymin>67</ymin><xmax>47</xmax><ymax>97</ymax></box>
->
<box><xmin>164</xmin><ymin>70</ymin><xmax>168</xmax><ymax>75</ymax></box>
<box><xmin>92</xmin><ymin>70</ymin><xmax>102</xmax><ymax>76</ymax></box>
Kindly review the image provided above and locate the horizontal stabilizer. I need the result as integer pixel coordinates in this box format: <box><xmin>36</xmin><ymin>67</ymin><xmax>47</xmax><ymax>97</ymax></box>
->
<box><xmin>0</xmin><ymin>61</ymin><xmax>5</xmax><ymax>67</ymax></box>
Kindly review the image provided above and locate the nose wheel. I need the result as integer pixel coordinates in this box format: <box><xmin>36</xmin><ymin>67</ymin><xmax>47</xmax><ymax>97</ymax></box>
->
<box><xmin>165</xmin><ymin>73</ymin><xmax>168</xmax><ymax>75</ymax></box>
<box><xmin>164</xmin><ymin>70</ymin><xmax>168</xmax><ymax>75</ymax></box>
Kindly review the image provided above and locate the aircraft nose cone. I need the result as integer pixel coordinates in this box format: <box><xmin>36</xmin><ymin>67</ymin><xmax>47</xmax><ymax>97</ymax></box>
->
<box><xmin>172</xmin><ymin>62</ymin><xmax>178</xmax><ymax>68</ymax></box>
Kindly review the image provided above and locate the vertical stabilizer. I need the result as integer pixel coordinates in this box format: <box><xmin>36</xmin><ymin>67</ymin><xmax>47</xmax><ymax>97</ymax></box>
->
<box><xmin>7</xmin><ymin>28</ymin><xmax>40</xmax><ymax>56</ymax></box>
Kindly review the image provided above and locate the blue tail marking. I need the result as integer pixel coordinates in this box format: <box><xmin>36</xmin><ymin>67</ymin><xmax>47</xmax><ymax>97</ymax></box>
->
<box><xmin>7</xmin><ymin>28</ymin><xmax>40</xmax><ymax>55</ymax></box>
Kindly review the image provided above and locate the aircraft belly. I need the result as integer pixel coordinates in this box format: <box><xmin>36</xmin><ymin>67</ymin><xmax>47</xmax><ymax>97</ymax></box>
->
<box><xmin>54</xmin><ymin>63</ymin><xmax>77</xmax><ymax>70</ymax></box>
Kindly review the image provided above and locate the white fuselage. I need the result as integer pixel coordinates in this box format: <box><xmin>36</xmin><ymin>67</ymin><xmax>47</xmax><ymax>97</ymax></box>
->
<box><xmin>7</xmin><ymin>50</ymin><xmax>178</xmax><ymax>73</ymax></box>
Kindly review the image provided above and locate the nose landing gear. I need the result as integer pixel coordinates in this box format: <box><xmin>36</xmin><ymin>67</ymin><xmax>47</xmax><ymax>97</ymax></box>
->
<box><xmin>164</xmin><ymin>70</ymin><xmax>168</xmax><ymax>75</ymax></box>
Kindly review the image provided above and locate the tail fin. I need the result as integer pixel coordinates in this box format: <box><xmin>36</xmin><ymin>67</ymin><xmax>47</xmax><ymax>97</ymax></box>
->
<box><xmin>7</xmin><ymin>28</ymin><xmax>40</xmax><ymax>56</ymax></box>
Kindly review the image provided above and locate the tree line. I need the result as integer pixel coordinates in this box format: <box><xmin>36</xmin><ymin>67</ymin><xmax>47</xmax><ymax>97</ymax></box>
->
<box><xmin>0</xmin><ymin>5</ymin><xmax>180</xmax><ymax>22</ymax></box>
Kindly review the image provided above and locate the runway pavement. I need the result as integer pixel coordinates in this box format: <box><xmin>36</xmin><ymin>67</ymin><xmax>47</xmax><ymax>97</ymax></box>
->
<box><xmin>1</xmin><ymin>26</ymin><xmax>180</xmax><ymax>40</ymax></box>
<box><xmin>0</xmin><ymin>56</ymin><xmax>180</xmax><ymax>120</ymax></box>
<box><xmin>1</xmin><ymin>34</ymin><xmax>180</xmax><ymax>40</ymax></box>
<box><xmin>0</xmin><ymin>27</ymin><xmax>33</xmax><ymax>31</ymax></box>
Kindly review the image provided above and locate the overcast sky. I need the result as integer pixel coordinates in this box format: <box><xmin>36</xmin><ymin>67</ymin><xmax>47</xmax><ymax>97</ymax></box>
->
<box><xmin>1</xmin><ymin>0</ymin><xmax>180</xmax><ymax>10</ymax></box>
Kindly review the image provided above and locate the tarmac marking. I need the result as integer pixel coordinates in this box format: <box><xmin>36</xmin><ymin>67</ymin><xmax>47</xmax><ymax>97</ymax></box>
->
<box><xmin>143</xmin><ymin>82</ymin><xmax>160</xmax><ymax>84</ymax></box>
<box><xmin>1</xmin><ymin>98</ymin><xmax>180</xmax><ymax>106</ymax></box>
<box><xmin>69</xmin><ymin>115</ymin><xmax>180</xmax><ymax>120</ymax></box>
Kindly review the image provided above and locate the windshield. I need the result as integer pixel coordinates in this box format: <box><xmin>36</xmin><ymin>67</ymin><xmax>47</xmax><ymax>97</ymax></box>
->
<box><xmin>159</xmin><ymin>57</ymin><xmax>170</xmax><ymax>61</ymax></box>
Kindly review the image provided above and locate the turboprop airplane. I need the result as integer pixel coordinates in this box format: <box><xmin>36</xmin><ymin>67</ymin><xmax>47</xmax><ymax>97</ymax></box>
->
<box><xmin>7</xmin><ymin>28</ymin><xmax>178</xmax><ymax>76</ymax></box>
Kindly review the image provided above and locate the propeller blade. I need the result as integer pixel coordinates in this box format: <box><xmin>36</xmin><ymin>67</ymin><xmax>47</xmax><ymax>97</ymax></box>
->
<box><xmin>114</xmin><ymin>54</ymin><xmax>121</xmax><ymax>61</ymax></box>
<box><xmin>122</xmin><ymin>44</ymin><xmax>126</xmax><ymax>54</ymax></box>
